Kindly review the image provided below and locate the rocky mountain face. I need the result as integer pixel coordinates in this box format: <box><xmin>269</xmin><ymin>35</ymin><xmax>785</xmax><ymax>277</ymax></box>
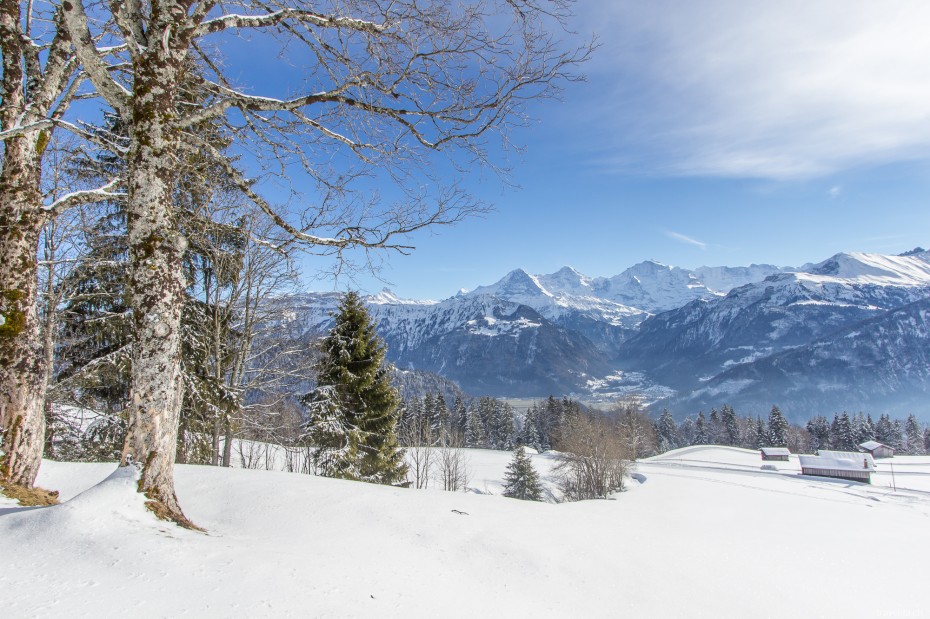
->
<box><xmin>282</xmin><ymin>249</ymin><xmax>930</xmax><ymax>420</ymax></box>
<box><xmin>674</xmin><ymin>296</ymin><xmax>930</xmax><ymax>417</ymax></box>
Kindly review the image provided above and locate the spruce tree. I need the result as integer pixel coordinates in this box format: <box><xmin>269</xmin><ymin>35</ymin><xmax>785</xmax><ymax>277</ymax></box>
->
<box><xmin>502</xmin><ymin>447</ymin><xmax>544</xmax><ymax>501</ymax></box>
<box><xmin>694</xmin><ymin>411</ymin><xmax>708</xmax><ymax>445</ymax></box>
<box><xmin>522</xmin><ymin>407</ymin><xmax>541</xmax><ymax>451</ymax></box>
<box><xmin>752</xmin><ymin>416</ymin><xmax>767</xmax><ymax>449</ymax></box>
<box><xmin>709</xmin><ymin>408</ymin><xmax>722</xmax><ymax>444</ymax></box>
<box><xmin>806</xmin><ymin>415</ymin><xmax>830</xmax><ymax>452</ymax></box>
<box><xmin>655</xmin><ymin>409</ymin><xmax>679</xmax><ymax>453</ymax></box>
<box><xmin>465</xmin><ymin>404</ymin><xmax>485</xmax><ymax>448</ymax></box>
<box><xmin>304</xmin><ymin>292</ymin><xmax>407</xmax><ymax>484</ymax></box>
<box><xmin>830</xmin><ymin>412</ymin><xmax>855</xmax><ymax>451</ymax></box>
<box><xmin>721</xmin><ymin>405</ymin><xmax>740</xmax><ymax>446</ymax></box>
<box><xmin>767</xmin><ymin>405</ymin><xmax>789</xmax><ymax>447</ymax></box>
<box><xmin>451</xmin><ymin>395</ymin><xmax>468</xmax><ymax>438</ymax></box>
<box><xmin>904</xmin><ymin>414</ymin><xmax>923</xmax><ymax>454</ymax></box>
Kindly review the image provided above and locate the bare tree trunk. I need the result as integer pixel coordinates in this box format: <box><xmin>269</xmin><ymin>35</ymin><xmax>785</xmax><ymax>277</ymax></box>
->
<box><xmin>118</xmin><ymin>49</ymin><xmax>193</xmax><ymax>527</ymax></box>
<box><xmin>222</xmin><ymin>417</ymin><xmax>233</xmax><ymax>467</ymax></box>
<box><xmin>0</xmin><ymin>133</ymin><xmax>49</xmax><ymax>488</ymax></box>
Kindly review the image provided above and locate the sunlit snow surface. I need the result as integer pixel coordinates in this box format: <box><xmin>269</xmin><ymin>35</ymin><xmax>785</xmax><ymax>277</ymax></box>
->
<box><xmin>3</xmin><ymin>446</ymin><xmax>929</xmax><ymax>618</ymax></box>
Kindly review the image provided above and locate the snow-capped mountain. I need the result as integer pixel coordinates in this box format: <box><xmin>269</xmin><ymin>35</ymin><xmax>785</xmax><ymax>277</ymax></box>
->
<box><xmin>621</xmin><ymin>250</ymin><xmax>930</xmax><ymax>416</ymax></box>
<box><xmin>281</xmin><ymin>248</ymin><xmax>930</xmax><ymax>418</ymax></box>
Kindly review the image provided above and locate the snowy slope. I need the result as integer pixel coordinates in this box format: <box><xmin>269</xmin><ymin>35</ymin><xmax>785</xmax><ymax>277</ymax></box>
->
<box><xmin>3</xmin><ymin>449</ymin><xmax>930</xmax><ymax>617</ymax></box>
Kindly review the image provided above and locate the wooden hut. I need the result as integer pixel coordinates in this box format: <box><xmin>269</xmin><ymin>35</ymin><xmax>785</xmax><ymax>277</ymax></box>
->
<box><xmin>798</xmin><ymin>450</ymin><xmax>876</xmax><ymax>484</ymax></box>
<box><xmin>760</xmin><ymin>447</ymin><xmax>791</xmax><ymax>461</ymax></box>
<box><xmin>859</xmin><ymin>440</ymin><xmax>894</xmax><ymax>459</ymax></box>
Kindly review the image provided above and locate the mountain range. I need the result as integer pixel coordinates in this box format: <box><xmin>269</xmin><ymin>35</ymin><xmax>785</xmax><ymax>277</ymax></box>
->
<box><xmin>283</xmin><ymin>248</ymin><xmax>930</xmax><ymax>421</ymax></box>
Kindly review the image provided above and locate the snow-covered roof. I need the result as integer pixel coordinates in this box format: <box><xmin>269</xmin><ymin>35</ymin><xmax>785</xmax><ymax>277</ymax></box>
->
<box><xmin>760</xmin><ymin>447</ymin><xmax>791</xmax><ymax>456</ymax></box>
<box><xmin>799</xmin><ymin>450</ymin><xmax>876</xmax><ymax>472</ymax></box>
<box><xmin>859</xmin><ymin>440</ymin><xmax>891</xmax><ymax>452</ymax></box>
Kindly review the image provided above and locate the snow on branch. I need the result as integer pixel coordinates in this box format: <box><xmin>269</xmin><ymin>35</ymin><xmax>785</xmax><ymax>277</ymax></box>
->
<box><xmin>43</xmin><ymin>178</ymin><xmax>123</xmax><ymax>214</ymax></box>
<box><xmin>190</xmin><ymin>9</ymin><xmax>387</xmax><ymax>38</ymax></box>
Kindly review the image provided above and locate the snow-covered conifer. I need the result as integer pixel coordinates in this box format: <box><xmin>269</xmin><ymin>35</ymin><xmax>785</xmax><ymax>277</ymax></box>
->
<box><xmin>904</xmin><ymin>414</ymin><xmax>923</xmax><ymax>455</ymax></box>
<box><xmin>304</xmin><ymin>292</ymin><xmax>406</xmax><ymax>484</ymax></box>
<box><xmin>767</xmin><ymin>406</ymin><xmax>789</xmax><ymax>447</ymax></box>
<box><xmin>694</xmin><ymin>411</ymin><xmax>708</xmax><ymax>445</ymax></box>
<box><xmin>655</xmin><ymin>409</ymin><xmax>679</xmax><ymax>453</ymax></box>
<box><xmin>721</xmin><ymin>405</ymin><xmax>740</xmax><ymax>446</ymax></box>
<box><xmin>502</xmin><ymin>447</ymin><xmax>544</xmax><ymax>501</ymax></box>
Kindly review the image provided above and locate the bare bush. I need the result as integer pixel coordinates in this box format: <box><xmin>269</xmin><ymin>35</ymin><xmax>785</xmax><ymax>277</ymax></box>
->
<box><xmin>554</xmin><ymin>414</ymin><xmax>631</xmax><ymax>501</ymax></box>
<box><xmin>436</xmin><ymin>432</ymin><xmax>470</xmax><ymax>492</ymax></box>
<box><xmin>400</xmin><ymin>409</ymin><xmax>434</xmax><ymax>489</ymax></box>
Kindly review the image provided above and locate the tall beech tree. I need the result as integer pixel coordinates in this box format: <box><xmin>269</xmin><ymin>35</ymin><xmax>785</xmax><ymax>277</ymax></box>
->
<box><xmin>0</xmin><ymin>0</ymin><xmax>120</xmax><ymax>492</ymax></box>
<box><xmin>60</xmin><ymin>0</ymin><xmax>590</xmax><ymax>523</ymax></box>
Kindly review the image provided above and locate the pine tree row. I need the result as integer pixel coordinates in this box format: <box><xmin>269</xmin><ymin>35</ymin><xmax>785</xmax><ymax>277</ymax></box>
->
<box><xmin>654</xmin><ymin>405</ymin><xmax>930</xmax><ymax>455</ymax></box>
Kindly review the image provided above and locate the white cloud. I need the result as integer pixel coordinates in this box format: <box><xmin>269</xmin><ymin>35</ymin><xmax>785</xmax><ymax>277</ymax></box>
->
<box><xmin>828</xmin><ymin>186</ymin><xmax>842</xmax><ymax>198</ymax></box>
<box><xmin>578</xmin><ymin>1</ymin><xmax>930</xmax><ymax>179</ymax></box>
<box><xmin>666</xmin><ymin>231</ymin><xmax>708</xmax><ymax>250</ymax></box>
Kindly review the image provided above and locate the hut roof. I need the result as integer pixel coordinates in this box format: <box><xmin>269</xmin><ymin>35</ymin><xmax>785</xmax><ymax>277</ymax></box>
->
<box><xmin>760</xmin><ymin>447</ymin><xmax>791</xmax><ymax>457</ymax></box>
<box><xmin>800</xmin><ymin>450</ymin><xmax>876</xmax><ymax>472</ymax></box>
<box><xmin>859</xmin><ymin>440</ymin><xmax>891</xmax><ymax>452</ymax></box>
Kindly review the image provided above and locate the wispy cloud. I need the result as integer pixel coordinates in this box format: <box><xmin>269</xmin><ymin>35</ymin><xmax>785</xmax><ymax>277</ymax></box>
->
<box><xmin>666</xmin><ymin>231</ymin><xmax>708</xmax><ymax>250</ymax></box>
<box><xmin>828</xmin><ymin>186</ymin><xmax>842</xmax><ymax>198</ymax></box>
<box><xmin>576</xmin><ymin>1</ymin><xmax>930</xmax><ymax>180</ymax></box>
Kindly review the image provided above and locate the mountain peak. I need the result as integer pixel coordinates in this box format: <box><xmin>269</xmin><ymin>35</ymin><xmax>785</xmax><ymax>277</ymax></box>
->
<box><xmin>537</xmin><ymin>266</ymin><xmax>595</xmax><ymax>296</ymax></box>
<box><xmin>805</xmin><ymin>252</ymin><xmax>930</xmax><ymax>285</ymax></box>
<box><xmin>470</xmin><ymin>268</ymin><xmax>552</xmax><ymax>300</ymax></box>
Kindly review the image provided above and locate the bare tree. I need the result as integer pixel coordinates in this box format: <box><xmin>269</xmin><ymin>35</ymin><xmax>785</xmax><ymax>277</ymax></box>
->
<box><xmin>554</xmin><ymin>413</ymin><xmax>630</xmax><ymax>501</ymax></box>
<box><xmin>60</xmin><ymin>0</ymin><xmax>590</xmax><ymax>524</ymax></box>
<box><xmin>610</xmin><ymin>396</ymin><xmax>657</xmax><ymax>461</ymax></box>
<box><xmin>400</xmin><ymin>406</ymin><xmax>434</xmax><ymax>489</ymax></box>
<box><xmin>436</xmin><ymin>430</ymin><xmax>469</xmax><ymax>492</ymax></box>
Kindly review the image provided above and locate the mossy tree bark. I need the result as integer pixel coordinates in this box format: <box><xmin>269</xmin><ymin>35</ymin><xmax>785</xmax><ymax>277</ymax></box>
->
<box><xmin>118</xmin><ymin>15</ymin><xmax>193</xmax><ymax>526</ymax></box>
<box><xmin>0</xmin><ymin>1</ymin><xmax>76</xmax><ymax>487</ymax></box>
<box><xmin>0</xmin><ymin>138</ymin><xmax>48</xmax><ymax>487</ymax></box>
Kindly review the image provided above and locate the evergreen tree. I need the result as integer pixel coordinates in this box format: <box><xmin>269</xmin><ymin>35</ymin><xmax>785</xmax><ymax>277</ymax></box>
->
<box><xmin>435</xmin><ymin>393</ymin><xmax>450</xmax><ymax>437</ymax></box>
<box><xmin>904</xmin><ymin>414</ymin><xmax>923</xmax><ymax>455</ymax></box>
<box><xmin>304</xmin><ymin>292</ymin><xmax>407</xmax><ymax>484</ymax></box>
<box><xmin>875</xmin><ymin>414</ymin><xmax>899</xmax><ymax>449</ymax></box>
<box><xmin>678</xmin><ymin>417</ymin><xmax>695</xmax><ymax>447</ymax></box>
<box><xmin>422</xmin><ymin>393</ymin><xmax>437</xmax><ymax>439</ymax></box>
<box><xmin>829</xmin><ymin>412</ymin><xmax>855</xmax><ymax>451</ymax></box>
<box><xmin>721</xmin><ymin>405</ymin><xmax>740</xmax><ymax>446</ymax></box>
<box><xmin>451</xmin><ymin>394</ymin><xmax>468</xmax><ymax>438</ymax></box>
<box><xmin>767</xmin><ymin>405</ymin><xmax>789</xmax><ymax>447</ymax></box>
<box><xmin>806</xmin><ymin>415</ymin><xmax>830</xmax><ymax>452</ymax></box>
<box><xmin>752</xmin><ymin>416</ymin><xmax>767</xmax><ymax>449</ymax></box>
<box><xmin>709</xmin><ymin>408</ymin><xmax>722</xmax><ymax>444</ymax></box>
<box><xmin>522</xmin><ymin>406</ymin><xmax>541</xmax><ymax>450</ymax></box>
<box><xmin>502</xmin><ymin>447</ymin><xmax>544</xmax><ymax>501</ymax></box>
<box><xmin>891</xmin><ymin>419</ymin><xmax>905</xmax><ymax>451</ymax></box>
<box><xmin>924</xmin><ymin>428</ymin><xmax>930</xmax><ymax>455</ymax></box>
<box><xmin>465</xmin><ymin>404</ymin><xmax>485</xmax><ymax>448</ymax></box>
<box><xmin>56</xmin><ymin>108</ymin><xmax>245</xmax><ymax>464</ymax></box>
<box><xmin>852</xmin><ymin>413</ymin><xmax>875</xmax><ymax>446</ymax></box>
<box><xmin>477</xmin><ymin>397</ymin><xmax>498</xmax><ymax>448</ymax></box>
<box><xmin>694</xmin><ymin>411</ymin><xmax>708</xmax><ymax>445</ymax></box>
<box><xmin>655</xmin><ymin>409</ymin><xmax>679</xmax><ymax>453</ymax></box>
<box><xmin>496</xmin><ymin>403</ymin><xmax>516</xmax><ymax>450</ymax></box>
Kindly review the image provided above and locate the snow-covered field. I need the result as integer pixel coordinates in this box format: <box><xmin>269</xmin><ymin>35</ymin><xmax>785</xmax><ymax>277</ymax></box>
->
<box><xmin>3</xmin><ymin>446</ymin><xmax>929</xmax><ymax>618</ymax></box>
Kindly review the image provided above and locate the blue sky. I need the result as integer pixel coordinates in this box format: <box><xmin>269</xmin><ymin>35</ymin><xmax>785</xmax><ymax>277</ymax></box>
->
<box><xmin>298</xmin><ymin>0</ymin><xmax>930</xmax><ymax>300</ymax></box>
